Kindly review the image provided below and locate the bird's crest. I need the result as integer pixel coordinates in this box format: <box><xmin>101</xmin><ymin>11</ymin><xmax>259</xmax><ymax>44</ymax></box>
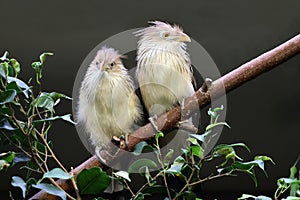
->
<box><xmin>134</xmin><ymin>20</ymin><xmax>184</xmax><ymax>38</ymax></box>
<box><xmin>95</xmin><ymin>46</ymin><xmax>127</xmax><ymax>63</ymax></box>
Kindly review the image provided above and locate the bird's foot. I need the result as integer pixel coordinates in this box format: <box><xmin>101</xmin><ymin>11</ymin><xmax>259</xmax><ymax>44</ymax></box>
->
<box><xmin>95</xmin><ymin>144</ymin><xmax>121</xmax><ymax>164</ymax></box>
<box><xmin>200</xmin><ymin>78</ymin><xmax>213</xmax><ymax>93</ymax></box>
<box><xmin>112</xmin><ymin>134</ymin><xmax>128</xmax><ymax>149</ymax></box>
<box><xmin>149</xmin><ymin>115</ymin><xmax>159</xmax><ymax>133</ymax></box>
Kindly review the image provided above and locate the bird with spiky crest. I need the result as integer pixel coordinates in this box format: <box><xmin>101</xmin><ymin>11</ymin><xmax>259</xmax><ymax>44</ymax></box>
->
<box><xmin>135</xmin><ymin>21</ymin><xmax>195</xmax><ymax>118</ymax></box>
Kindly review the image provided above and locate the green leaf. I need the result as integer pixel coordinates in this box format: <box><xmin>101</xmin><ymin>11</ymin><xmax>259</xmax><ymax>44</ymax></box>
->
<box><xmin>278</xmin><ymin>178</ymin><xmax>300</xmax><ymax>185</ymax></box>
<box><xmin>255</xmin><ymin>156</ymin><xmax>275</xmax><ymax>165</ymax></box>
<box><xmin>128</xmin><ymin>158</ymin><xmax>158</xmax><ymax>173</ymax></box>
<box><xmin>190</xmin><ymin>132</ymin><xmax>210</xmax><ymax>143</ymax></box>
<box><xmin>76</xmin><ymin>167</ymin><xmax>111</xmax><ymax>195</ymax></box>
<box><xmin>0</xmin><ymin>62</ymin><xmax>8</xmax><ymax>77</ymax></box>
<box><xmin>290</xmin><ymin>157</ymin><xmax>300</xmax><ymax>196</ymax></box>
<box><xmin>47</xmin><ymin>92</ymin><xmax>72</xmax><ymax>101</ymax></box>
<box><xmin>166</xmin><ymin>156</ymin><xmax>185</xmax><ymax>174</ymax></box>
<box><xmin>32</xmin><ymin>183</ymin><xmax>66</xmax><ymax>200</ymax></box>
<box><xmin>238</xmin><ymin>194</ymin><xmax>272</xmax><ymax>200</ymax></box>
<box><xmin>0</xmin><ymin>151</ymin><xmax>16</xmax><ymax>163</ymax></box>
<box><xmin>13</xmin><ymin>154</ymin><xmax>31</xmax><ymax>164</ymax></box>
<box><xmin>11</xmin><ymin>176</ymin><xmax>27</xmax><ymax>198</ymax></box>
<box><xmin>0</xmin><ymin>51</ymin><xmax>9</xmax><ymax>61</ymax></box>
<box><xmin>133</xmin><ymin>141</ymin><xmax>155</xmax><ymax>156</ymax></box>
<box><xmin>206</xmin><ymin>122</ymin><xmax>230</xmax><ymax>131</ymax></box>
<box><xmin>31</xmin><ymin>52</ymin><xmax>53</xmax><ymax>84</ymax></box>
<box><xmin>9</xmin><ymin>58</ymin><xmax>21</xmax><ymax>76</ymax></box>
<box><xmin>7</xmin><ymin>76</ymin><xmax>30</xmax><ymax>90</ymax></box>
<box><xmin>229</xmin><ymin>143</ymin><xmax>251</xmax><ymax>153</ymax></box>
<box><xmin>0</xmin><ymin>105</ymin><xmax>14</xmax><ymax>116</ymax></box>
<box><xmin>32</xmin><ymin>114</ymin><xmax>75</xmax><ymax>125</ymax></box>
<box><xmin>42</xmin><ymin>168</ymin><xmax>72</xmax><ymax>180</ymax></box>
<box><xmin>35</xmin><ymin>94</ymin><xmax>54</xmax><ymax>112</ymax></box>
<box><xmin>0</xmin><ymin>118</ymin><xmax>17</xmax><ymax>130</ymax></box>
<box><xmin>163</xmin><ymin>149</ymin><xmax>174</xmax><ymax>166</ymax></box>
<box><xmin>113</xmin><ymin>171</ymin><xmax>131</xmax><ymax>182</ymax></box>
<box><xmin>155</xmin><ymin>131</ymin><xmax>164</xmax><ymax>141</ymax></box>
<box><xmin>7</xmin><ymin>81</ymin><xmax>23</xmax><ymax>94</ymax></box>
<box><xmin>0</xmin><ymin>89</ymin><xmax>17</xmax><ymax>105</ymax></box>
<box><xmin>189</xmin><ymin>146</ymin><xmax>203</xmax><ymax>158</ymax></box>
<box><xmin>131</xmin><ymin>192</ymin><xmax>146</xmax><ymax>200</ymax></box>
<box><xmin>218</xmin><ymin>161</ymin><xmax>266</xmax><ymax>187</ymax></box>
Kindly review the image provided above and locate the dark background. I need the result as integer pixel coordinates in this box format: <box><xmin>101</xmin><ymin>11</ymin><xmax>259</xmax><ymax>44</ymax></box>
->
<box><xmin>1</xmin><ymin>0</ymin><xmax>299</xmax><ymax>199</ymax></box>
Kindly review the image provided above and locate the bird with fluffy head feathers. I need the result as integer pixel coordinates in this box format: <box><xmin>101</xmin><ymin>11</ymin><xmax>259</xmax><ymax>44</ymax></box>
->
<box><xmin>135</xmin><ymin>21</ymin><xmax>196</xmax><ymax>117</ymax></box>
<box><xmin>77</xmin><ymin>46</ymin><xmax>142</xmax><ymax>149</ymax></box>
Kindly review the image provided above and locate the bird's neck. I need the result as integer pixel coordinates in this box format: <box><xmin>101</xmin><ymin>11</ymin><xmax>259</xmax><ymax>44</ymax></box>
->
<box><xmin>137</xmin><ymin>42</ymin><xmax>190</xmax><ymax>67</ymax></box>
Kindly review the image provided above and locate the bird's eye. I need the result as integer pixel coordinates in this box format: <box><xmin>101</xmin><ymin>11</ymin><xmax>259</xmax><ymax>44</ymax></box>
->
<box><xmin>160</xmin><ymin>32</ymin><xmax>170</xmax><ymax>39</ymax></box>
<box><xmin>110</xmin><ymin>62</ymin><xmax>115</xmax><ymax>67</ymax></box>
<box><xmin>96</xmin><ymin>61</ymin><xmax>99</xmax><ymax>66</ymax></box>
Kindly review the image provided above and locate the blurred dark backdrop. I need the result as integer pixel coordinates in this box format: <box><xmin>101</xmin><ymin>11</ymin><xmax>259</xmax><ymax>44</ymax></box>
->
<box><xmin>0</xmin><ymin>0</ymin><xmax>299</xmax><ymax>199</ymax></box>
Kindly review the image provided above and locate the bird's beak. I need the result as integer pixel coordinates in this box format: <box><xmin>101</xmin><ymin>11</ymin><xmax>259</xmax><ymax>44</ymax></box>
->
<box><xmin>176</xmin><ymin>32</ymin><xmax>191</xmax><ymax>42</ymax></box>
<box><xmin>99</xmin><ymin>62</ymin><xmax>107</xmax><ymax>71</ymax></box>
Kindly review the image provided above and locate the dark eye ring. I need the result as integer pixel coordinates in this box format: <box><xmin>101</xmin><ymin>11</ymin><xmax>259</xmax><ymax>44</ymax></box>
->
<box><xmin>110</xmin><ymin>62</ymin><xmax>115</xmax><ymax>67</ymax></box>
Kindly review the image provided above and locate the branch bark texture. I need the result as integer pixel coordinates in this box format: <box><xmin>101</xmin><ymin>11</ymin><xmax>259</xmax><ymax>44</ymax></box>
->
<box><xmin>30</xmin><ymin>34</ymin><xmax>300</xmax><ymax>200</ymax></box>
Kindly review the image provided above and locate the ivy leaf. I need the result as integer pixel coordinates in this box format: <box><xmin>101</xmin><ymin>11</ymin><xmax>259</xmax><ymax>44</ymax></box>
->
<box><xmin>32</xmin><ymin>114</ymin><xmax>75</xmax><ymax>125</ymax></box>
<box><xmin>13</xmin><ymin>154</ymin><xmax>31</xmax><ymax>164</ymax></box>
<box><xmin>11</xmin><ymin>176</ymin><xmax>27</xmax><ymax>198</ymax></box>
<box><xmin>0</xmin><ymin>151</ymin><xmax>16</xmax><ymax>163</ymax></box>
<box><xmin>113</xmin><ymin>171</ymin><xmax>131</xmax><ymax>182</ymax></box>
<box><xmin>0</xmin><ymin>51</ymin><xmax>9</xmax><ymax>61</ymax></box>
<box><xmin>42</xmin><ymin>168</ymin><xmax>72</xmax><ymax>180</ymax></box>
<box><xmin>9</xmin><ymin>58</ymin><xmax>21</xmax><ymax>76</ymax></box>
<box><xmin>166</xmin><ymin>156</ymin><xmax>185</xmax><ymax>174</ymax></box>
<box><xmin>133</xmin><ymin>141</ymin><xmax>156</xmax><ymax>156</ymax></box>
<box><xmin>131</xmin><ymin>192</ymin><xmax>146</xmax><ymax>200</ymax></box>
<box><xmin>163</xmin><ymin>149</ymin><xmax>174</xmax><ymax>166</ymax></box>
<box><xmin>0</xmin><ymin>89</ymin><xmax>17</xmax><ymax>105</ymax></box>
<box><xmin>189</xmin><ymin>146</ymin><xmax>203</xmax><ymax>158</ymax></box>
<box><xmin>128</xmin><ymin>159</ymin><xmax>158</xmax><ymax>174</ymax></box>
<box><xmin>0</xmin><ymin>118</ymin><xmax>17</xmax><ymax>130</ymax></box>
<box><xmin>206</xmin><ymin>122</ymin><xmax>230</xmax><ymax>131</ymax></box>
<box><xmin>35</xmin><ymin>94</ymin><xmax>54</xmax><ymax>112</ymax></box>
<box><xmin>31</xmin><ymin>52</ymin><xmax>53</xmax><ymax>84</ymax></box>
<box><xmin>76</xmin><ymin>167</ymin><xmax>111</xmax><ymax>195</ymax></box>
<box><xmin>155</xmin><ymin>131</ymin><xmax>164</xmax><ymax>141</ymax></box>
<box><xmin>238</xmin><ymin>194</ymin><xmax>272</xmax><ymax>200</ymax></box>
<box><xmin>6</xmin><ymin>76</ymin><xmax>31</xmax><ymax>98</ymax></box>
<box><xmin>32</xmin><ymin>183</ymin><xmax>66</xmax><ymax>200</ymax></box>
<box><xmin>47</xmin><ymin>92</ymin><xmax>72</xmax><ymax>101</ymax></box>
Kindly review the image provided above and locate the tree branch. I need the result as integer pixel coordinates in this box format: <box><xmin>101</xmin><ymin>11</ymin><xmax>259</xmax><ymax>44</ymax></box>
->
<box><xmin>29</xmin><ymin>34</ymin><xmax>300</xmax><ymax>200</ymax></box>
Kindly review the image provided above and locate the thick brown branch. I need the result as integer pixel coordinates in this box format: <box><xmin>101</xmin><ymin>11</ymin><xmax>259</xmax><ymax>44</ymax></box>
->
<box><xmin>30</xmin><ymin>34</ymin><xmax>300</xmax><ymax>199</ymax></box>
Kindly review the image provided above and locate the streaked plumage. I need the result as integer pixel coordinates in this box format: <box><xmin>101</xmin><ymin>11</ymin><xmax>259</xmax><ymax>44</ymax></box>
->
<box><xmin>135</xmin><ymin>21</ymin><xmax>195</xmax><ymax>117</ymax></box>
<box><xmin>77</xmin><ymin>46</ymin><xmax>142</xmax><ymax>148</ymax></box>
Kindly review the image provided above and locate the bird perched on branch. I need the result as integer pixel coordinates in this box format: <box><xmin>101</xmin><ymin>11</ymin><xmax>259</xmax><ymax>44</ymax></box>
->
<box><xmin>135</xmin><ymin>21</ymin><xmax>195</xmax><ymax>120</ymax></box>
<box><xmin>77</xmin><ymin>46</ymin><xmax>142</xmax><ymax>150</ymax></box>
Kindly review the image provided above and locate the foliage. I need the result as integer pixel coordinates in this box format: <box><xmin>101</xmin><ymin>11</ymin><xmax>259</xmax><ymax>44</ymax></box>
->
<box><xmin>239</xmin><ymin>157</ymin><xmax>300</xmax><ymax>200</ymax></box>
<box><xmin>0</xmin><ymin>51</ymin><xmax>290</xmax><ymax>200</ymax></box>
<box><xmin>0</xmin><ymin>51</ymin><xmax>77</xmax><ymax>199</ymax></box>
<box><xmin>93</xmin><ymin>106</ymin><xmax>273</xmax><ymax>200</ymax></box>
